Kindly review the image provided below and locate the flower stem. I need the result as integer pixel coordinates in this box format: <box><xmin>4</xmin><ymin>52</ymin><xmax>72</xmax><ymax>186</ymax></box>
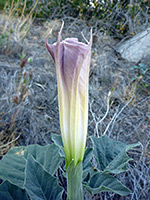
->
<box><xmin>67</xmin><ymin>161</ymin><xmax>83</xmax><ymax>200</ymax></box>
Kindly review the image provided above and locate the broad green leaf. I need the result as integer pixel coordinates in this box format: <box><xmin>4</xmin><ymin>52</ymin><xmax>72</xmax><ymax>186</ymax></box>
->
<box><xmin>23</xmin><ymin>143</ymin><xmax>63</xmax><ymax>175</ymax></box>
<box><xmin>0</xmin><ymin>143</ymin><xmax>63</xmax><ymax>188</ymax></box>
<box><xmin>91</xmin><ymin>135</ymin><xmax>140</xmax><ymax>174</ymax></box>
<box><xmin>0</xmin><ymin>147</ymin><xmax>26</xmax><ymax>188</ymax></box>
<box><xmin>24</xmin><ymin>154</ymin><xmax>63</xmax><ymax>200</ymax></box>
<box><xmin>130</xmin><ymin>65</ymin><xmax>141</xmax><ymax>70</ymax></box>
<box><xmin>144</xmin><ymin>83</ymin><xmax>149</xmax><ymax>88</ymax></box>
<box><xmin>51</xmin><ymin>133</ymin><xmax>64</xmax><ymax>148</ymax></box>
<box><xmin>0</xmin><ymin>180</ymin><xmax>28</xmax><ymax>200</ymax></box>
<box><xmin>83</xmin><ymin>148</ymin><xmax>93</xmax><ymax>172</ymax></box>
<box><xmin>104</xmin><ymin>151</ymin><xmax>132</xmax><ymax>174</ymax></box>
<box><xmin>130</xmin><ymin>76</ymin><xmax>137</xmax><ymax>82</ymax></box>
<box><xmin>138</xmin><ymin>63</ymin><xmax>147</xmax><ymax>68</ymax></box>
<box><xmin>83</xmin><ymin>173</ymin><xmax>131</xmax><ymax>196</ymax></box>
<box><xmin>83</xmin><ymin>148</ymin><xmax>94</xmax><ymax>181</ymax></box>
<box><xmin>51</xmin><ymin>133</ymin><xmax>65</xmax><ymax>157</ymax></box>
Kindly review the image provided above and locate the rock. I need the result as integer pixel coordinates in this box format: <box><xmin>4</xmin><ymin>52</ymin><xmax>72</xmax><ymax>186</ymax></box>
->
<box><xmin>116</xmin><ymin>28</ymin><xmax>150</xmax><ymax>63</ymax></box>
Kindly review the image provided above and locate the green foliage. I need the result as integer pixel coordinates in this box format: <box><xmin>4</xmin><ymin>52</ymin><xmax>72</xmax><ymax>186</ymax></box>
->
<box><xmin>0</xmin><ymin>146</ymin><xmax>26</xmax><ymax>188</ymax></box>
<box><xmin>131</xmin><ymin>63</ymin><xmax>150</xmax><ymax>77</ymax></box>
<box><xmin>82</xmin><ymin>135</ymin><xmax>140</xmax><ymax>196</ymax></box>
<box><xmin>24</xmin><ymin>155</ymin><xmax>63</xmax><ymax>200</ymax></box>
<box><xmin>130</xmin><ymin>63</ymin><xmax>150</xmax><ymax>91</ymax></box>
<box><xmin>0</xmin><ymin>0</ymin><xmax>7</xmax><ymax>10</ymax></box>
<box><xmin>51</xmin><ymin>133</ymin><xmax>65</xmax><ymax>157</ymax></box>
<box><xmin>84</xmin><ymin>173</ymin><xmax>131</xmax><ymax>196</ymax></box>
<box><xmin>0</xmin><ymin>144</ymin><xmax>63</xmax><ymax>188</ymax></box>
<box><xmin>4</xmin><ymin>0</ymin><xmax>150</xmax><ymax>37</ymax></box>
<box><xmin>52</xmin><ymin>133</ymin><xmax>140</xmax><ymax>196</ymax></box>
<box><xmin>91</xmin><ymin>135</ymin><xmax>139</xmax><ymax>174</ymax></box>
<box><xmin>0</xmin><ymin>134</ymin><xmax>140</xmax><ymax>199</ymax></box>
<box><xmin>0</xmin><ymin>180</ymin><xmax>28</xmax><ymax>200</ymax></box>
<box><xmin>0</xmin><ymin>33</ymin><xmax>9</xmax><ymax>47</ymax></box>
<box><xmin>0</xmin><ymin>144</ymin><xmax>63</xmax><ymax>199</ymax></box>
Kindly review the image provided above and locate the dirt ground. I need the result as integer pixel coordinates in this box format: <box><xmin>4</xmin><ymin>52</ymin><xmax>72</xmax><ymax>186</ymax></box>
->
<box><xmin>0</xmin><ymin>15</ymin><xmax>150</xmax><ymax>199</ymax></box>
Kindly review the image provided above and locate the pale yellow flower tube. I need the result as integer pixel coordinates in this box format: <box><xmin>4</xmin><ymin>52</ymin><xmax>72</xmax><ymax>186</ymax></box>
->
<box><xmin>46</xmin><ymin>22</ymin><xmax>92</xmax><ymax>167</ymax></box>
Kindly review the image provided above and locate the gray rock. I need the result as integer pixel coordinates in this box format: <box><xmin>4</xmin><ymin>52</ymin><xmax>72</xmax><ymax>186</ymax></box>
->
<box><xmin>117</xmin><ymin>28</ymin><xmax>150</xmax><ymax>63</ymax></box>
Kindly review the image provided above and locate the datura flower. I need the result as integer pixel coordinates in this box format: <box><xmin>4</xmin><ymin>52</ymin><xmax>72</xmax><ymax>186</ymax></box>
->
<box><xmin>46</xmin><ymin>22</ymin><xmax>92</xmax><ymax>167</ymax></box>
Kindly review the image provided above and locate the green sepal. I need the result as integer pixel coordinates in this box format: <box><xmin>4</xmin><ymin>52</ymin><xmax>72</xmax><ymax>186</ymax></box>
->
<box><xmin>51</xmin><ymin>133</ymin><xmax>93</xmax><ymax>177</ymax></box>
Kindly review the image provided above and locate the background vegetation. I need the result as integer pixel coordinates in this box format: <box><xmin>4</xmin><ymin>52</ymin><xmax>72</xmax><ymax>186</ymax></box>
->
<box><xmin>1</xmin><ymin>0</ymin><xmax>150</xmax><ymax>38</ymax></box>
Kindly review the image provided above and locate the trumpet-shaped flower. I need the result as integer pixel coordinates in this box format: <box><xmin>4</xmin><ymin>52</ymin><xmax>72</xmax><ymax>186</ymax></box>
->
<box><xmin>46</xmin><ymin>22</ymin><xmax>92</xmax><ymax>167</ymax></box>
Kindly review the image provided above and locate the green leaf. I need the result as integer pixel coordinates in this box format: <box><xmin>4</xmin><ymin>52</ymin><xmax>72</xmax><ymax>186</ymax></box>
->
<box><xmin>24</xmin><ymin>154</ymin><xmax>63</xmax><ymax>200</ymax></box>
<box><xmin>130</xmin><ymin>65</ymin><xmax>140</xmax><ymax>70</ymax></box>
<box><xmin>141</xmin><ymin>68</ymin><xmax>148</xmax><ymax>75</ymax></box>
<box><xmin>0</xmin><ymin>180</ymin><xmax>28</xmax><ymax>200</ymax></box>
<box><xmin>130</xmin><ymin>76</ymin><xmax>137</xmax><ymax>82</ymax></box>
<box><xmin>83</xmin><ymin>148</ymin><xmax>94</xmax><ymax>181</ymax></box>
<box><xmin>0</xmin><ymin>147</ymin><xmax>26</xmax><ymax>188</ymax></box>
<box><xmin>9</xmin><ymin>28</ymin><xmax>14</xmax><ymax>34</ymax></box>
<box><xmin>21</xmin><ymin>53</ymin><xmax>26</xmax><ymax>60</ymax></box>
<box><xmin>91</xmin><ymin>135</ymin><xmax>140</xmax><ymax>174</ymax></box>
<box><xmin>85</xmin><ymin>136</ymin><xmax>140</xmax><ymax>196</ymax></box>
<box><xmin>138</xmin><ymin>63</ymin><xmax>147</xmax><ymax>69</ymax></box>
<box><xmin>144</xmin><ymin>83</ymin><xmax>149</xmax><ymax>88</ymax></box>
<box><xmin>0</xmin><ymin>144</ymin><xmax>63</xmax><ymax>188</ymax></box>
<box><xmin>83</xmin><ymin>173</ymin><xmax>131</xmax><ymax>196</ymax></box>
<box><xmin>51</xmin><ymin>133</ymin><xmax>63</xmax><ymax>147</ymax></box>
<box><xmin>104</xmin><ymin>151</ymin><xmax>132</xmax><ymax>174</ymax></box>
<box><xmin>23</xmin><ymin>143</ymin><xmax>63</xmax><ymax>175</ymax></box>
<box><xmin>51</xmin><ymin>133</ymin><xmax>65</xmax><ymax>157</ymax></box>
<box><xmin>27</xmin><ymin>57</ymin><xmax>33</xmax><ymax>63</ymax></box>
<box><xmin>83</xmin><ymin>148</ymin><xmax>93</xmax><ymax>173</ymax></box>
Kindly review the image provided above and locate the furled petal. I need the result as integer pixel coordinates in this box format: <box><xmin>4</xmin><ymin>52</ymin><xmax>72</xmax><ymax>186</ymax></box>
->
<box><xmin>46</xmin><ymin>22</ymin><xmax>92</xmax><ymax>167</ymax></box>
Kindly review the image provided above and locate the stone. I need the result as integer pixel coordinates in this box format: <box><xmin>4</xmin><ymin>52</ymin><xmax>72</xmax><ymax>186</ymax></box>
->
<box><xmin>116</xmin><ymin>28</ymin><xmax>150</xmax><ymax>63</ymax></box>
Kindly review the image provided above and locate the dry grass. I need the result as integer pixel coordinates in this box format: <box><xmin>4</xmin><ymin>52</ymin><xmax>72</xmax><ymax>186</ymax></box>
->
<box><xmin>2</xmin><ymin>0</ymin><xmax>37</xmax><ymax>41</ymax></box>
<box><xmin>0</xmin><ymin>0</ymin><xmax>34</xmax><ymax>154</ymax></box>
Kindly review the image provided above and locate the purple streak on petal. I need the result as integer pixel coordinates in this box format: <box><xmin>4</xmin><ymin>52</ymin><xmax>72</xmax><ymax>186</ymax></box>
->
<box><xmin>60</xmin><ymin>40</ymin><xmax>90</xmax><ymax>93</ymax></box>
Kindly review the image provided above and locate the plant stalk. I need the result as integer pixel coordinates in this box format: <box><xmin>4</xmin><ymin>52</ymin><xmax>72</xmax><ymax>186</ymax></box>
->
<box><xmin>67</xmin><ymin>161</ymin><xmax>83</xmax><ymax>200</ymax></box>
